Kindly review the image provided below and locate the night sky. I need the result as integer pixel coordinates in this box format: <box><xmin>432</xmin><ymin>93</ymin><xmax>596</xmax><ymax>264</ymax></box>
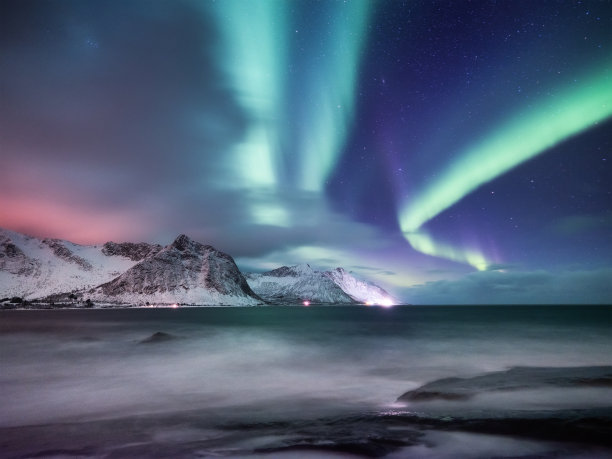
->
<box><xmin>1</xmin><ymin>0</ymin><xmax>611</xmax><ymax>304</ymax></box>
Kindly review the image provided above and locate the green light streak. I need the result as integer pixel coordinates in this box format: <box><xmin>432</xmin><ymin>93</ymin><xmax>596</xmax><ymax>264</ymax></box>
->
<box><xmin>295</xmin><ymin>1</ymin><xmax>371</xmax><ymax>191</ymax></box>
<box><xmin>399</xmin><ymin>67</ymin><xmax>612</xmax><ymax>269</ymax></box>
<box><xmin>405</xmin><ymin>231</ymin><xmax>489</xmax><ymax>271</ymax></box>
<box><xmin>207</xmin><ymin>0</ymin><xmax>371</xmax><ymax>228</ymax></box>
<box><xmin>210</xmin><ymin>0</ymin><xmax>287</xmax><ymax>191</ymax></box>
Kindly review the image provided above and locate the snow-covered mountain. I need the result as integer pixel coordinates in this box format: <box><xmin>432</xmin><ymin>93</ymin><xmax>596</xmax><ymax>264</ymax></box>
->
<box><xmin>1</xmin><ymin>229</ymin><xmax>260</xmax><ymax>306</ymax></box>
<box><xmin>245</xmin><ymin>264</ymin><xmax>397</xmax><ymax>305</ymax></box>
<box><xmin>1</xmin><ymin>228</ymin><xmax>396</xmax><ymax>307</ymax></box>
<box><xmin>87</xmin><ymin>235</ymin><xmax>263</xmax><ymax>306</ymax></box>
<box><xmin>324</xmin><ymin>267</ymin><xmax>396</xmax><ymax>306</ymax></box>
<box><xmin>0</xmin><ymin>228</ymin><xmax>152</xmax><ymax>299</ymax></box>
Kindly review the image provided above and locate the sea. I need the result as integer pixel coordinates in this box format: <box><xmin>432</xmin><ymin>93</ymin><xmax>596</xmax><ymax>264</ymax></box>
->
<box><xmin>1</xmin><ymin>305</ymin><xmax>610</xmax><ymax>458</ymax></box>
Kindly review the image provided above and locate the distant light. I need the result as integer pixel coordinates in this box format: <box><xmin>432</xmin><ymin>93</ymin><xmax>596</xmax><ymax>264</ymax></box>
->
<box><xmin>365</xmin><ymin>301</ymin><xmax>373</xmax><ymax>306</ymax></box>
<box><xmin>302</xmin><ymin>300</ymin><xmax>310</xmax><ymax>306</ymax></box>
<box><xmin>171</xmin><ymin>303</ymin><xmax>179</xmax><ymax>309</ymax></box>
<box><xmin>380</xmin><ymin>298</ymin><xmax>394</xmax><ymax>308</ymax></box>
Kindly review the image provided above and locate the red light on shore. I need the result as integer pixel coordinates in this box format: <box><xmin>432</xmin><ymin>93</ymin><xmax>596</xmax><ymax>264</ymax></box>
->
<box><xmin>302</xmin><ymin>300</ymin><xmax>310</xmax><ymax>306</ymax></box>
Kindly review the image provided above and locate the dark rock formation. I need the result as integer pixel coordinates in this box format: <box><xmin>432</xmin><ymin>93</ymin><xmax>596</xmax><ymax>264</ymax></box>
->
<box><xmin>92</xmin><ymin>234</ymin><xmax>262</xmax><ymax>305</ymax></box>
<box><xmin>139</xmin><ymin>331</ymin><xmax>177</xmax><ymax>344</ymax></box>
<box><xmin>102</xmin><ymin>241</ymin><xmax>162</xmax><ymax>261</ymax></box>
<box><xmin>0</xmin><ymin>236</ymin><xmax>39</xmax><ymax>275</ymax></box>
<box><xmin>42</xmin><ymin>239</ymin><xmax>93</xmax><ymax>271</ymax></box>
<box><xmin>398</xmin><ymin>366</ymin><xmax>612</xmax><ymax>402</ymax></box>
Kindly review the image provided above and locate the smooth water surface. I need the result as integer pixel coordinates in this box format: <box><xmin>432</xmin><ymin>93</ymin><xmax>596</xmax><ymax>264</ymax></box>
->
<box><xmin>1</xmin><ymin>305</ymin><xmax>611</xmax><ymax>458</ymax></box>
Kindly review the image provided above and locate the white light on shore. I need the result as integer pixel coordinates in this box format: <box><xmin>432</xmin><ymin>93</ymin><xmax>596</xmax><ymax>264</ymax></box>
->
<box><xmin>364</xmin><ymin>298</ymin><xmax>394</xmax><ymax>307</ymax></box>
<box><xmin>380</xmin><ymin>298</ymin><xmax>394</xmax><ymax>308</ymax></box>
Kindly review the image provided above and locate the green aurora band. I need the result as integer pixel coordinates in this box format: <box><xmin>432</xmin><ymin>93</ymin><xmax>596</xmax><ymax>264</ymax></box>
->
<box><xmin>209</xmin><ymin>0</ymin><xmax>286</xmax><ymax>192</ymax></box>
<box><xmin>399</xmin><ymin>67</ymin><xmax>612</xmax><ymax>270</ymax></box>
<box><xmin>288</xmin><ymin>3</ymin><xmax>371</xmax><ymax>192</ymax></box>
<box><xmin>208</xmin><ymin>0</ymin><xmax>371</xmax><ymax>225</ymax></box>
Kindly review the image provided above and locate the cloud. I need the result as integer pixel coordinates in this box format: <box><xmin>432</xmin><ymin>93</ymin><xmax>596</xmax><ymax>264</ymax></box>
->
<box><xmin>1</xmin><ymin>0</ymin><xmax>247</xmax><ymax>170</ymax></box>
<box><xmin>0</xmin><ymin>0</ymin><xmax>395</xmax><ymax>266</ymax></box>
<box><xmin>401</xmin><ymin>268</ymin><xmax>612</xmax><ymax>305</ymax></box>
<box><xmin>551</xmin><ymin>214</ymin><xmax>612</xmax><ymax>236</ymax></box>
<box><xmin>0</xmin><ymin>0</ymin><xmax>252</xmax><ymax>241</ymax></box>
<box><xmin>485</xmin><ymin>263</ymin><xmax>518</xmax><ymax>272</ymax></box>
<box><xmin>348</xmin><ymin>266</ymin><xmax>397</xmax><ymax>276</ymax></box>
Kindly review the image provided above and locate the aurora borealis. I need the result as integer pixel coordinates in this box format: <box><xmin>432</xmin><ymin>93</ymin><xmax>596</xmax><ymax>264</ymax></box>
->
<box><xmin>1</xmin><ymin>0</ymin><xmax>611</xmax><ymax>303</ymax></box>
<box><xmin>206</xmin><ymin>0</ymin><xmax>371</xmax><ymax>227</ymax></box>
<box><xmin>399</xmin><ymin>67</ymin><xmax>612</xmax><ymax>270</ymax></box>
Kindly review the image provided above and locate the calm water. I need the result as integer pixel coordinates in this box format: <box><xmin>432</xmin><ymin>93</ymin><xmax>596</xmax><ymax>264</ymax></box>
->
<box><xmin>1</xmin><ymin>305</ymin><xmax>611</xmax><ymax>458</ymax></box>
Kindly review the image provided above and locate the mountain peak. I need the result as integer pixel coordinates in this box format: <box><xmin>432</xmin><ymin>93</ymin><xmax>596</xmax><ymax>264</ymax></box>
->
<box><xmin>247</xmin><ymin>263</ymin><xmax>354</xmax><ymax>304</ymax></box>
<box><xmin>171</xmin><ymin>234</ymin><xmax>195</xmax><ymax>251</ymax></box>
<box><xmin>291</xmin><ymin>263</ymin><xmax>314</xmax><ymax>274</ymax></box>
<box><xmin>91</xmin><ymin>235</ymin><xmax>263</xmax><ymax>305</ymax></box>
<box><xmin>262</xmin><ymin>263</ymin><xmax>315</xmax><ymax>278</ymax></box>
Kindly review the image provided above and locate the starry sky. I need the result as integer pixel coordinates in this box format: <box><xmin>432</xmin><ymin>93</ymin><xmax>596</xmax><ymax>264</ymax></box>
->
<box><xmin>1</xmin><ymin>0</ymin><xmax>611</xmax><ymax>304</ymax></box>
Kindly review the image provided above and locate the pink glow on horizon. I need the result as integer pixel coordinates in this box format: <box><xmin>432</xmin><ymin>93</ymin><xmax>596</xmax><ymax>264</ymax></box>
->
<box><xmin>0</xmin><ymin>196</ymin><xmax>151</xmax><ymax>244</ymax></box>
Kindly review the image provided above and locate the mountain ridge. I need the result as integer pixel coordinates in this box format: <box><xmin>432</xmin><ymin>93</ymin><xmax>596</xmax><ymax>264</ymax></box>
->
<box><xmin>0</xmin><ymin>228</ymin><xmax>140</xmax><ymax>299</ymax></box>
<box><xmin>88</xmin><ymin>234</ymin><xmax>262</xmax><ymax>306</ymax></box>
<box><xmin>245</xmin><ymin>264</ymin><xmax>397</xmax><ymax>306</ymax></box>
<box><xmin>1</xmin><ymin>228</ymin><xmax>397</xmax><ymax>307</ymax></box>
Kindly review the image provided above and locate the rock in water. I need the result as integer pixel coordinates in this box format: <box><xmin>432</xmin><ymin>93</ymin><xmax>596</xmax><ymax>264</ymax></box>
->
<box><xmin>397</xmin><ymin>365</ymin><xmax>612</xmax><ymax>402</ymax></box>
<box><xmin>139</xmin><ymin>331</ymin><xmax>176</xmax><ymax>344</ymax></box>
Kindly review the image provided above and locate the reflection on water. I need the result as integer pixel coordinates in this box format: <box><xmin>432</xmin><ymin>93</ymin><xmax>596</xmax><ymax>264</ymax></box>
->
<box><xmin>1</xmin><ymin>306</ymin><xmax>611</xmax><ymax>458</ymax></box>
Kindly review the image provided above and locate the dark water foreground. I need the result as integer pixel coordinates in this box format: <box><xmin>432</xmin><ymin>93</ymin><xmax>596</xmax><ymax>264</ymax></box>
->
<box><xmin>1</xmin><ymin>305</ymin><xmax>611</xmax><ymax>458</ymax></box>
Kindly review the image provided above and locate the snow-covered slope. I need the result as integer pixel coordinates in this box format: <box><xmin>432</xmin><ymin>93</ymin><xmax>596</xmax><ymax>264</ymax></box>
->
<box><xmin>0</xmin><ymin>228</ymin><xmax>151</xmax><ymax>299</ymax></box>
<box><xmin>246</xmin><ymin>264</ymin><xmax>352</xmax><ymax>304</ymax></box>
<box><xmin>324</xmin><ymin>267</ymin><xmax>397</xmax><ymax>306</ymax></box>
<box><xmin>87</xmin><ymin>235</ymin><xmax>263</xmax><ymax>306</ymax></box>
<box><xmin>1</xmin><ymin>228</ymin><xmax>396</xmax><ymax>306</ymax></box>
<box><xmin>245</xmin><ymin>264</ymin><xmax>390</xmax><ymax>305</ymax></box>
